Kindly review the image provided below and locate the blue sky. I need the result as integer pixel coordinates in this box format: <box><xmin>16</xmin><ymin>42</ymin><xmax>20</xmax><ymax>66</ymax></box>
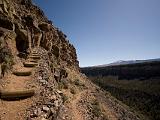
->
<box><xmin>33</xmin><ymin>0</ymin><xmax>160</xmax><ymax>67</ymax></box>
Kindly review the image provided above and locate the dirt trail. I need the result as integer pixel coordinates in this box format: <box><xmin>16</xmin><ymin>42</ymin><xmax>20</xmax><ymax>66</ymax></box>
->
<box><xmin>97</xmin><ymin>95</ymin><xmax>118</xmax><ymax>120</ymax></box>
<box><xmin>66</xmin><ymin>79</ymin><xmax>119</xmax><ymax>120</ymax></box>
<box><xmin>69</xmin><ymin>90</ymin><xmax>87</xmax><ymax>120</ymax></box>
<box><xmin>0</xmin><ymin>54</ymin><xmax>38</xmax><ymax>120</ymax></box>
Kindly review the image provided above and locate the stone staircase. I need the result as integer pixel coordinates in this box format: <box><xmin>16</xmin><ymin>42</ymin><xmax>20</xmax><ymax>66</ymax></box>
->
<box><xmin>0</xmin><ymin>49</ymin><xmax>40</xmax><ymax>100</ymax></box>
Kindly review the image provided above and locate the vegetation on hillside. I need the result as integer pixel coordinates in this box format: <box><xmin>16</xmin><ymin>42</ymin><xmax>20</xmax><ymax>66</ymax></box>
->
<box><xmin>81</xmin><ymin>61</ymin><xmax>160</xmax><ymax>80</ymax></box>
<box><xmin>88</xmin><ymin>76</ymin><xmax>160</xmax><ymax>120</ymax></box>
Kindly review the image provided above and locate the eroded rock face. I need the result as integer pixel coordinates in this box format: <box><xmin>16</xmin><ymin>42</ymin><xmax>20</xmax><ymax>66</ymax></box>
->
<box><xmin>0</xmin><ymin>0</ymin><xmax>80</xmax><ymax>119</ymax></box>
<box><xmin>0</xmin><ymin>0</ymin><xmax>79</xmax><ymax>72</ymax></box>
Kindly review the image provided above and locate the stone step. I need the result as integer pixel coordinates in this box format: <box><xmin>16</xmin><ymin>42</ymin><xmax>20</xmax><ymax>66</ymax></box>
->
<box><xmin>29</xmin><ymin>56</ymin><xmax>40</xmax><ymax>60</ymax></box>
<box><xmin>0</xmin><ymin>89</ymin><xmax>35</xmax><ymax>100</ymax></box>
<box><xmin>31</xmin><ymin>53</ymin><xmax>39</xmax><ymax>56</ymax></box>
<box><xmin>31</xmin><ymin>55</ymin><xmax>40</xmax><ymax>58</ymax></box>
<box><xmin>31</xmin><ymin>51</ymin><xmax>38</xmax><ymax>54</ymax></box>
<box><xmin>32</xmin><ymin>50</ymin><xmax>38</xmax><ymax>53</ymax></box>
<box><xmin>31</xmin><ymin>54</ymin><xmax>40</xmax><ymax>56</ymax></box>
<box><xmin>29</xmin><ymin>59</ymin><xmax>39</xmax><ymax>63</ymax></box>
<box><xmin>24</xmin><ymin>62</ymin><xmax>38</xmax><ymax>67</ymax></box>
<box><xmin>13</xmin><ymin>71</ymin><xmax>32</xmax><ymax>76</ymax></box>
<box><xmin>31</xmin><ymin>52</ymin><xmax>38</xmax><ymax>54</ymax></box>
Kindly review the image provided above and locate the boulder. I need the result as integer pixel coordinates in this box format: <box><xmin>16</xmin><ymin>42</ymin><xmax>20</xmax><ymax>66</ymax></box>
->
<box><xmin>38</xmin><ymin>22</ymin><xmax>50</xmax><ymax>32</ymax></box>
<box><xmin>42</xmin><ymin>106</ymin><xmax>50</xmax><ymax>112</ymax></box>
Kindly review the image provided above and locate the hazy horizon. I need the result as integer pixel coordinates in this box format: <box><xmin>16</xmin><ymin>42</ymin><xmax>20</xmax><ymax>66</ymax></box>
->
<box><xmin>81</xmin><ymin>57</ymin><xmax>160</xmax><ymax>68</ymax></box>
<box><xmin>33</xmin><ymin>0</ymin><xmax>160</xmax><ymax>67</ymax></box>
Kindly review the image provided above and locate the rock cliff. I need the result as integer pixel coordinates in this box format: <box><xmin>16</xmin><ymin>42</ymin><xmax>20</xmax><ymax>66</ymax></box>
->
<box><xmin>0</xmin><ymin>0</ymin><xmax>79</xmax><ymax>75</ymax></box>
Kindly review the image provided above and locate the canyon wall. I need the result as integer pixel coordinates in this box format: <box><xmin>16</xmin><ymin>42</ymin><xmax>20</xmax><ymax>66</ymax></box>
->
<box><xmin>0</xmin><ymin>0</ymin><xmax>79</xmax><ymax>75</ymax></box>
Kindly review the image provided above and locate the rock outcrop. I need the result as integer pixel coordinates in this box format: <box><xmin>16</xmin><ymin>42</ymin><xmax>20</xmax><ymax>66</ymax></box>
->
<box><xmin>0</xmin><ymin>0</ymin><xmax>79</xmax><ymax>77</ymax></box>
<box><xmin>0</xmin><ymin>0</ymin><xmax>80</xmax><ymax>119</ymax></box>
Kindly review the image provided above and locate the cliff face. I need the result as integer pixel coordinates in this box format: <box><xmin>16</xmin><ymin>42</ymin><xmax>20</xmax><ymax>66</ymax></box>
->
<box><xmin>0</xmin><ymin>0</ymin><xmax>79</xmax><ymax>73</ymax></box>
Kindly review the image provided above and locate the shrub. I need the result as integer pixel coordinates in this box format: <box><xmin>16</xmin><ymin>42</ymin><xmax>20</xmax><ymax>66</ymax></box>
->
<box><xmin>62</xmin><ymin>94</ymin><xmax>69</xmax><ymax>103</ymax></box>
<box><xmin>74</xmin><ymin>79</ymin><xmax>85</xmax><ymax>88</ymax></box>
<box><xmin>58</xmin><ymin>82</ymin><xmax>64</xmax><ymax>90</ymax></box>
<box><xmin>58</xmin><ymin>79</ymin><xmax>69</xmax><ymax>89</ymax></box>
<box><xmin>70</xmin><ymin>87</ymin><xmax>76</xmax><ymax>94</ymax></box>
<box><xmin>62</xmin><ymin>80</ymin><xmax>69</xmax><ymax>89</ymax></box>
<box><xmin>74</xmin><ymin>79</ymin><xmax>81</xmax><ymax>85</ymax></box>
<box><xmin>91</xmin><ymin>99</ymin><xmax>102</xmax><ymax>117</ymax></box>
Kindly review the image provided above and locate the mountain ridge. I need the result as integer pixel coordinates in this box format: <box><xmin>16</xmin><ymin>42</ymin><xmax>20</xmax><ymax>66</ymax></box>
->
<box><xmin>82</xmin><ymin>58</ymin><xmax>160</xmax><ymax>68</ymax></box>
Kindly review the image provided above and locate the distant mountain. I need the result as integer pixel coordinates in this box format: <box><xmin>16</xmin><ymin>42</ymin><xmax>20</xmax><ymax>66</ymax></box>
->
<box><xmin>81</xmin><ymin>58</ymin><xmax>160</xmax><ymax>80</ymax></box>
<box><xmin>92</xmin><ymin>58</ymin><xmax>160</xmax><ymax>67</ymax></box>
